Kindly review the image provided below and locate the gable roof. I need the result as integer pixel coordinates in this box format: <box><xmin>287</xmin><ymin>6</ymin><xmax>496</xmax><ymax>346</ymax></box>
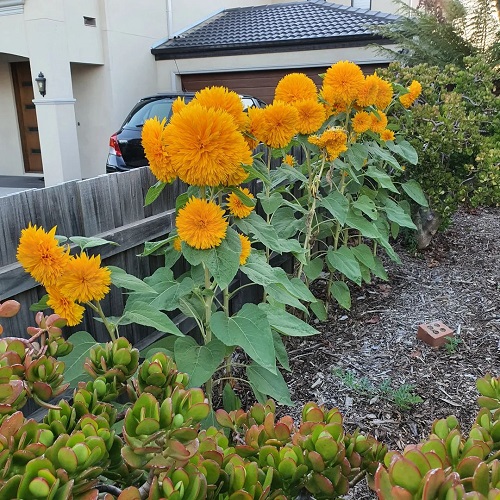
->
<box><xmin>152</xmin><ymin>1</ymin><xmax>397</xmax><ymax>60</ymax></box>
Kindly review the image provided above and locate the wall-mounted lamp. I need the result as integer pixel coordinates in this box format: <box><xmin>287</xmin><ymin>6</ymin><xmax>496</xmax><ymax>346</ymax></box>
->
<box><xmin>35</xmin><ymin>72</ymin><xmax>46</xmax><ymax>97</ymax></box>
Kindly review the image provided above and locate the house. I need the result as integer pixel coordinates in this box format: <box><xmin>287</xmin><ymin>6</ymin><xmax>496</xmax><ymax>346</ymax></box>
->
<box><xmin>0</xmin><ymin>0</ymin><xmax>409</xmax><ymax>187</ymax></box>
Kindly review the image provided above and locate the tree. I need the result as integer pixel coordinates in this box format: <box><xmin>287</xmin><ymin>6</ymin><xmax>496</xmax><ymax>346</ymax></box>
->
<box><xmin>372</xmin><ymin>0</ymin><xmax>500</xmax><ymax>68</ymax></box>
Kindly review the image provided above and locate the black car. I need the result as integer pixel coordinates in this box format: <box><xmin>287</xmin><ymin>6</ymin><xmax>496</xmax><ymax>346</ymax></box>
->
<box><xmin>106</xmin><ymin>93</ymin><xmax>266</xmax><ymax>172</ymax></box>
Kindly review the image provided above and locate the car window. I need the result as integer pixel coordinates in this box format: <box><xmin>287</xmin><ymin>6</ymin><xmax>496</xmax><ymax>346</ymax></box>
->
<box><xmin>125</xmin><ymin>99</ymin><xmax>174</xmax><ymax>128</ymax></box>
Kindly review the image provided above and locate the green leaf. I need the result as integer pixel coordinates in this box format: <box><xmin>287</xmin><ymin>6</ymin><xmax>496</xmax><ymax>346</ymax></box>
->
<box><xmin>223</xmin><ymin>383</ymin><xmax>242</xmax><ymax>412</ymax></box>
<box><xmin>365</xmin><ymin>166</ymin><xmax>399</xmax><ymax>193</ymax></box>
<box><xmin>246</xmin><ymin>363</ymin><xmax>293</xmax><ymax>406</ymax></box>
<box><xmin>181</xmin><ymin>243</ymin><xmax>207</xmax><ymax>267</ymax></box>
<box><xmin>144</xmin><ymin>266</ymin><xmax>175</xmax><ymax>289</ymax></box>
<box><xmin>266</xmin><ymin>284</ymin><xmax>308</xmax><ymax>314</ymax></box>
<box><xmin>386</xmin><ymin>139</ymin><xmax>418</xmax><ymax>165</ymax></box>
<box><xmin>175</xmin><ymin>192</ymin><xmax>189</xmax><ymax>212</ymax></box>
<box><xmin>63</xmin><ymin>331</ymin><xmax>103</xmax><ymax>387</ymax></box>
<box><xmin>367</xmin><ymin>143</ymin><xmax>401</xmax><ymax>170</ymax></box>
<box><xmin>273</xmin><ymin>331</ymin><xmax>291</xmax><ymax>371</ymax></box>
<box><xmin>108</xmin><ymin>266</ymin><xmax>157</xmax><ymax>293</ymax></box>
<box><xmin>310</xmin><ymin>299</ymin><xmax>328</xmax><ymax>321</ymax></box>
<box><xmin>327</xmin><ymin>246</ymin><xmax>362</xmax><ymax>285</ymax></box>
<box><xmin>210</xmin><ymin>303</ymin><xmax>276</xmax><ymax>374</ymax></box>
<box><xmin>304</xmin><ymin>258</ymin><xmax>324</xmax><ymax>281</ymax></box>
<box><xmin>144</xmin><ymin>181</ymin><xmax>167</xmax><ymax>206</ymax></box>
<box><xmin>174</xmin><ymin>337</ymin><xmax>226</xmax><ymax>388</ymax></box>
<box><xmin>271</xmin><ymin>165</ymin><xmax>307</xmax><ymax>188</ymax></box>
<box><xmin>353</xmin><ymin>195</ymin><xmax>378</xmax><ymax>220</ymax></box>
<box><xmin>372</xmin><ymin>256</ymin><xmax>389</xmax><ymax>281</ymax></box>
<box><xmin>351</xmin><ymin>243</ymin><xmax>376</xmax><ymax>270</ymax></box>
<box><xmin>272</xmin><ymin>207</ymin><xmax>303</xmax><ymax>239</ymax></box>
<box><xmin>122</xmin><ymin>302</ymin><xmax>184</xmax><ymax>336</ymax></box>
<box><xmin>69</xmin><ymin>236</ymin><xmax>118</xmax><ymax>250</ymax></box>
<box><xmin>330</xmin><ymin>281</ymin><xmax>351</xmax><ymax>310</ymax></box>
<box><xmin>401</xmin><ymin>180</ymin><xmax>428</xmax><ymax>207</ymax></box>
<box><xmin>30</xmin><ymin>294</ymin><xmax>49</xmax><ymax>312</ymax></box>
<box><xmin>319</xmin><ymin>191</ymin><xmax>349</xmax><ymax>225</ymax></box>
<box><xmin>139</xmin><ymin>335</ymin><xmax>177</xmax><ymax>358</ymax></box>
<box><xmin>235</xmin><ymin>213</ymin><xmax>282</xmax><ymax>252</ymax></box>
<box><xmin>346</xmin><ymin>143</ymin><xmax>368</xmax><ymax>170</ymax></box>
<box><xmin>258</xmin><ymin>192</ymin><xmax>284</xmax><ymax>215</ymax></box>
<box><xmin>259</xmin><ymin>304</ymin><xmax>319</xmax><ymax>337</ymax></box>
<box><xmin>150</xmin><ymin>277</ymin><xmax>194</xmax><ymax>311</ymax></box>
<box><xmin>205</xmin><ymin>227</ymin><xmax>241</xmax><ymax>289</ymax></box>
<box><xmin>382</xmin><ymin>199</ymin><xmax>417</xmax><ymax>229</ymax></box>
<box><xmin>345</xmin><ymin>212</ymin><xmax>380</xmax><ymax>239</ymax></box>
<box><xmin>140</xmin><ymin>238</ymin><xmax>171</xmax><ymax>257</ymax></box>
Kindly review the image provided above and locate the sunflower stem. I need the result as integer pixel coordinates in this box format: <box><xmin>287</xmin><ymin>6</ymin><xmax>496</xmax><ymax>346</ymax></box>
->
<box><xmin>222</xmin><ymin>287</ymin><xmax>232</xmax><ymax>379</ymax></box>
<box><xmin>203</xmin><ymin>264</ymin><xmax>214</xmax><ymax>406</ymax></box>
<box><xmin>297</xmin><ymin>154</ymin><xmax>326</xmax><ymax>281</ymax></box>
<box><xmin>90</xmin><ymin>300</ymin><xmax>117</xmax><ymax>341</ymax></box>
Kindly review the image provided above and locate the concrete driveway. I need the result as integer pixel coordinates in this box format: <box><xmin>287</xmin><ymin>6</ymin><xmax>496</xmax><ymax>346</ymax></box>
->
<box><xmin>0</xmin><ymin>175</ymin><xmax>44</xmax><ymax>197</ymax></box>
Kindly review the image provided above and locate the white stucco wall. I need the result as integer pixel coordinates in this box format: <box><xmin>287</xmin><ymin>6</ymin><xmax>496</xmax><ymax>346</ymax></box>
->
<box><xmin>0</xmin><ymin>59</ymin><xmax>24</xmax><ymax>176</ymax></box>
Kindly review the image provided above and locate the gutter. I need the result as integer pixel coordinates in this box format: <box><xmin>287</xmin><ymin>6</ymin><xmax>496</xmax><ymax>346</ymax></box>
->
<box><xmin>152</xmin><ymin>35</ymin><xmax>393</xmax><ymax>61</ymax></box>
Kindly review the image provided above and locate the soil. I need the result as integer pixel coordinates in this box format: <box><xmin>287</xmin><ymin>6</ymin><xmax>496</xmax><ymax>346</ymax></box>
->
<box><xmin>283</xmin><ymin>206</ymin><xmax>500</xmax><ymax>498</ymax></box>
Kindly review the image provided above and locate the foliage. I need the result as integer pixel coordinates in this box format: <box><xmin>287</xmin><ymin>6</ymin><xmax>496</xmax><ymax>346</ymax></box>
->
<box><xmin>372</xmin><ymin>0</ymin><xmax>500</xmax><ymax>68</ymax></box>
<box><xmin>374</xmin><ymin>374</ymin><xmax>500</xmax><ymax>499</ymax></box>
<box><xmin>1</xmin><ymin>312</ymin><xmax>500</xmax><ymax>499</ymax></box>
<box><xmin>332</xmin><ymin>368</ymin><xmax>423</xmax><ymax>411</ymax></box>
<box><xmin>378</xmin><ymin>57</ymin><xmax>500</xmax><ymax>226</ymax></box>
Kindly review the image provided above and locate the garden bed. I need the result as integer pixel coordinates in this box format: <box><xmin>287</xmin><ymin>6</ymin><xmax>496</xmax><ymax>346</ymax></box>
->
<box><xmin>283</xmin><ymin>206</ymin><xmax>500</xmax><ymax>498</ymax></box>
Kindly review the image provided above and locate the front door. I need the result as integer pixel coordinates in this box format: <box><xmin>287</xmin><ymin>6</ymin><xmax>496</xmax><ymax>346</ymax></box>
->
<box><xmin>11</xmin><ymin>61</ymin><xmax>43</xmax><ymax>173</ymax></box>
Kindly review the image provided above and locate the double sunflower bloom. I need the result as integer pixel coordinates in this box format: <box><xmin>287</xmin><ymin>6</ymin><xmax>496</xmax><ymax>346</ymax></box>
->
<box><xmin>16</xmin><ymin>225</ymin><xmax>111</xmax><ymax>326</ymax></box>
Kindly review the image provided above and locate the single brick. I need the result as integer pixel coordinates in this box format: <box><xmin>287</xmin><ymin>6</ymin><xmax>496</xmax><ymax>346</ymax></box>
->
<box><xmin>417</xmin><ymin>320</ymin><xmax>454</xmax><ymax>348</ymax></box>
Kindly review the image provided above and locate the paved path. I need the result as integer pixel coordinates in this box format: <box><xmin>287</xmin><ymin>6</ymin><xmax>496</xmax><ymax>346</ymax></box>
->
<box><xmin>0</xmin><ymin>175</ymin><xmax>44</xmax><ymax>197</ymax></box>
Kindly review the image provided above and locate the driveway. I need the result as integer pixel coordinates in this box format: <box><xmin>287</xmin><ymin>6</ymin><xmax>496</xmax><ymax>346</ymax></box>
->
<box><xmin>0</xmin><ymin>175</ymin><xmax>44</xmax><ymax>197</ymax></box>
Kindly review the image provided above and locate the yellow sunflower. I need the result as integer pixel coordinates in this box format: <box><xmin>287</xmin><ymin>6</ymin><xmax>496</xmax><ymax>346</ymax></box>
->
<box><xmin>172</xmin><ymin>96</ymin><xmax>187</xmax><ymax>114</ymax></box>
<box><xmin>173</xmin><ymin>237</ymin><xmax>182</xmax><ymax>252</ymax></box>
<box><xmin>283</xmin><ymin>154</ymin><xmax>295</xmax><ymax>167</ymax></box>
<box><xmin>254</xmin><ymin>101</ymin><xmax>299</xmax><ymax>149</ymax></box>
<box><xmin>17</xmin><ymin>224</ymin><xmax>70</xmax><ymax>287</ymax></box>
<box><xmin>380</xmin><ymin>129</ymin><xmax>395</xmax><ymax>142</ymax></box>
<box><xmin>274</xmin><ymin>73</ymin><xmax>318</xmax><ymax>104</ymax></box>
<box><xmin>356</xmin><ymin>75</ymin><xmax>379</xmax><ymax>108</ymax></box>
<box><xmin>224</xmin><ymin>167</ymin><xmax>249</xmax><ymax>187</ymax></box>
<box><xmin>142</xmin><ymin>117</ymin><xmax>177</xmax><ymax>183</ymax></box>
<box><xmin>320</xmin><ymin>85</ymin><xmax>348</xmax><ymax>116</ymax></box>
<box><xmin>60</xmin><ymin>253</ymin><xmax>111</xmax><ymax>303</ymax></box>
<box><xmin>400</xmin><ymin>80</ymin><xmax>422</xmax><ymax>108</ymax></box>
<box><xmin>193</xmin><ymin>86</ymin><xmax>248</xmax><ymax>130</ymax></box>
<box><xmin>352</xmin><ymin>111</ymin><xmax>372</xmax><ymax>134</ymax></box>
<box><xmin>238</xmin><ymin>234</ymin><xmax>251</xmax><ymax>266</ymax></box>
<box><xmin>322</xmin><ymin>61</ymin><xmax>365</xmax><ymax>106</ymax></box>
<box><xmin>165</xmin><ymin>103</ymin><xmax>252</xmax><ymax>187</ymax></box>
<box><xmin>176</xmin><ymin>197</ymin><xmax>228</xmax><ymax>249</ymax></box>
<box><xmin>370</xmin><ymin>111</ymin><xmax>388</xmax><ymax>134</ymax></box>
<box><xmin>373</xmin><ymin>75</ymin><xmax>393</xmax><ymax>110</ymax></box>
<box><xmin>293</xmin><ymin>99</ymin><xmax>326</xmax><ymax>134</ymax></box>
<box><xmin>308</xmin><ymin>128</ymin><xmax>348</xmax><ymax>161</ymax></box>
<box><xmin>47</xmin><ymin>287</ymin><xmax>85</xmax><ymax>327</ymax></box>
<box><xmin>227</xmin><ymin>188</ymin><xmax>255</xmax><ymax>219</ymax></box>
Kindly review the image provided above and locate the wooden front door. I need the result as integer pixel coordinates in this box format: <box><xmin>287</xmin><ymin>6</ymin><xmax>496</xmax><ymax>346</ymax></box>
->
<box><xmin>11</xmin><ymin>61</ymin><xmax>43</xmax><ymax>173</ymax></box>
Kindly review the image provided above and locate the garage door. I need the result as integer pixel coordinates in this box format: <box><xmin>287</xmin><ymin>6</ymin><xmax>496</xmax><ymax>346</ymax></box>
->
<box><xmin>181</xmin><ymin>64</ymin><xmax>386</xmax><ymax>104</ymax></box>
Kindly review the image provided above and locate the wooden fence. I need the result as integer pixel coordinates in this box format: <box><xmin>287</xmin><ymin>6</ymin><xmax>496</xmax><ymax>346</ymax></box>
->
<box><xmin>0</xmin><ymin>167</ymin><xmax>192</xmax><ymax>345</ymax></box>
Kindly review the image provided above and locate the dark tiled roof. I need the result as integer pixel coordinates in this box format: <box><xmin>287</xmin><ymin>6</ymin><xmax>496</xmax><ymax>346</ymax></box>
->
<box><xmin>152</xmin><ymin>1</ymin><xmax>397</xmax><ymax>59</ymax></box>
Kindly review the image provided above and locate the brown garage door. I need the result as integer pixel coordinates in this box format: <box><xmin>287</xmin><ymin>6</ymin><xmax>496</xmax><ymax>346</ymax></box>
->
<box><xmin>181</xmin><ymin>64</ymin><xmax>387</xmax><ymax>104</ymax></box>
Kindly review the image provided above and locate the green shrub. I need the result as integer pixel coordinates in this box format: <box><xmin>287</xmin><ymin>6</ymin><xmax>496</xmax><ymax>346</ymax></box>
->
<box><xmin>379</xmin><ymin>57</ymin><xmax>500</xmax><ymax>226</ymax></box>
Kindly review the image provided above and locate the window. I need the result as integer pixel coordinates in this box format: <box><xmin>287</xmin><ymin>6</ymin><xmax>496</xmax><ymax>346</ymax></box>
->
<box><xmin>351</xmin><ymin>0</ymin><xmax>371</xmax><ymax>9</ymax></box>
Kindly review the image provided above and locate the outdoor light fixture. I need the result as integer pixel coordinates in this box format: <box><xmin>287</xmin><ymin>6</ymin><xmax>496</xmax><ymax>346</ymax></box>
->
<box><xmin>35</xmin><ymin>72</ymin><xmax>46</xmax><ymax>97</ymax></box>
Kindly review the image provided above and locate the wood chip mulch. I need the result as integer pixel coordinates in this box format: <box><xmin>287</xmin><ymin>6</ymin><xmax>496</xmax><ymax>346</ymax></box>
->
<box><xmin>282</xmin><ymin>207</ymin><xmax>500</xmax><ymax>498</ymax></box>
